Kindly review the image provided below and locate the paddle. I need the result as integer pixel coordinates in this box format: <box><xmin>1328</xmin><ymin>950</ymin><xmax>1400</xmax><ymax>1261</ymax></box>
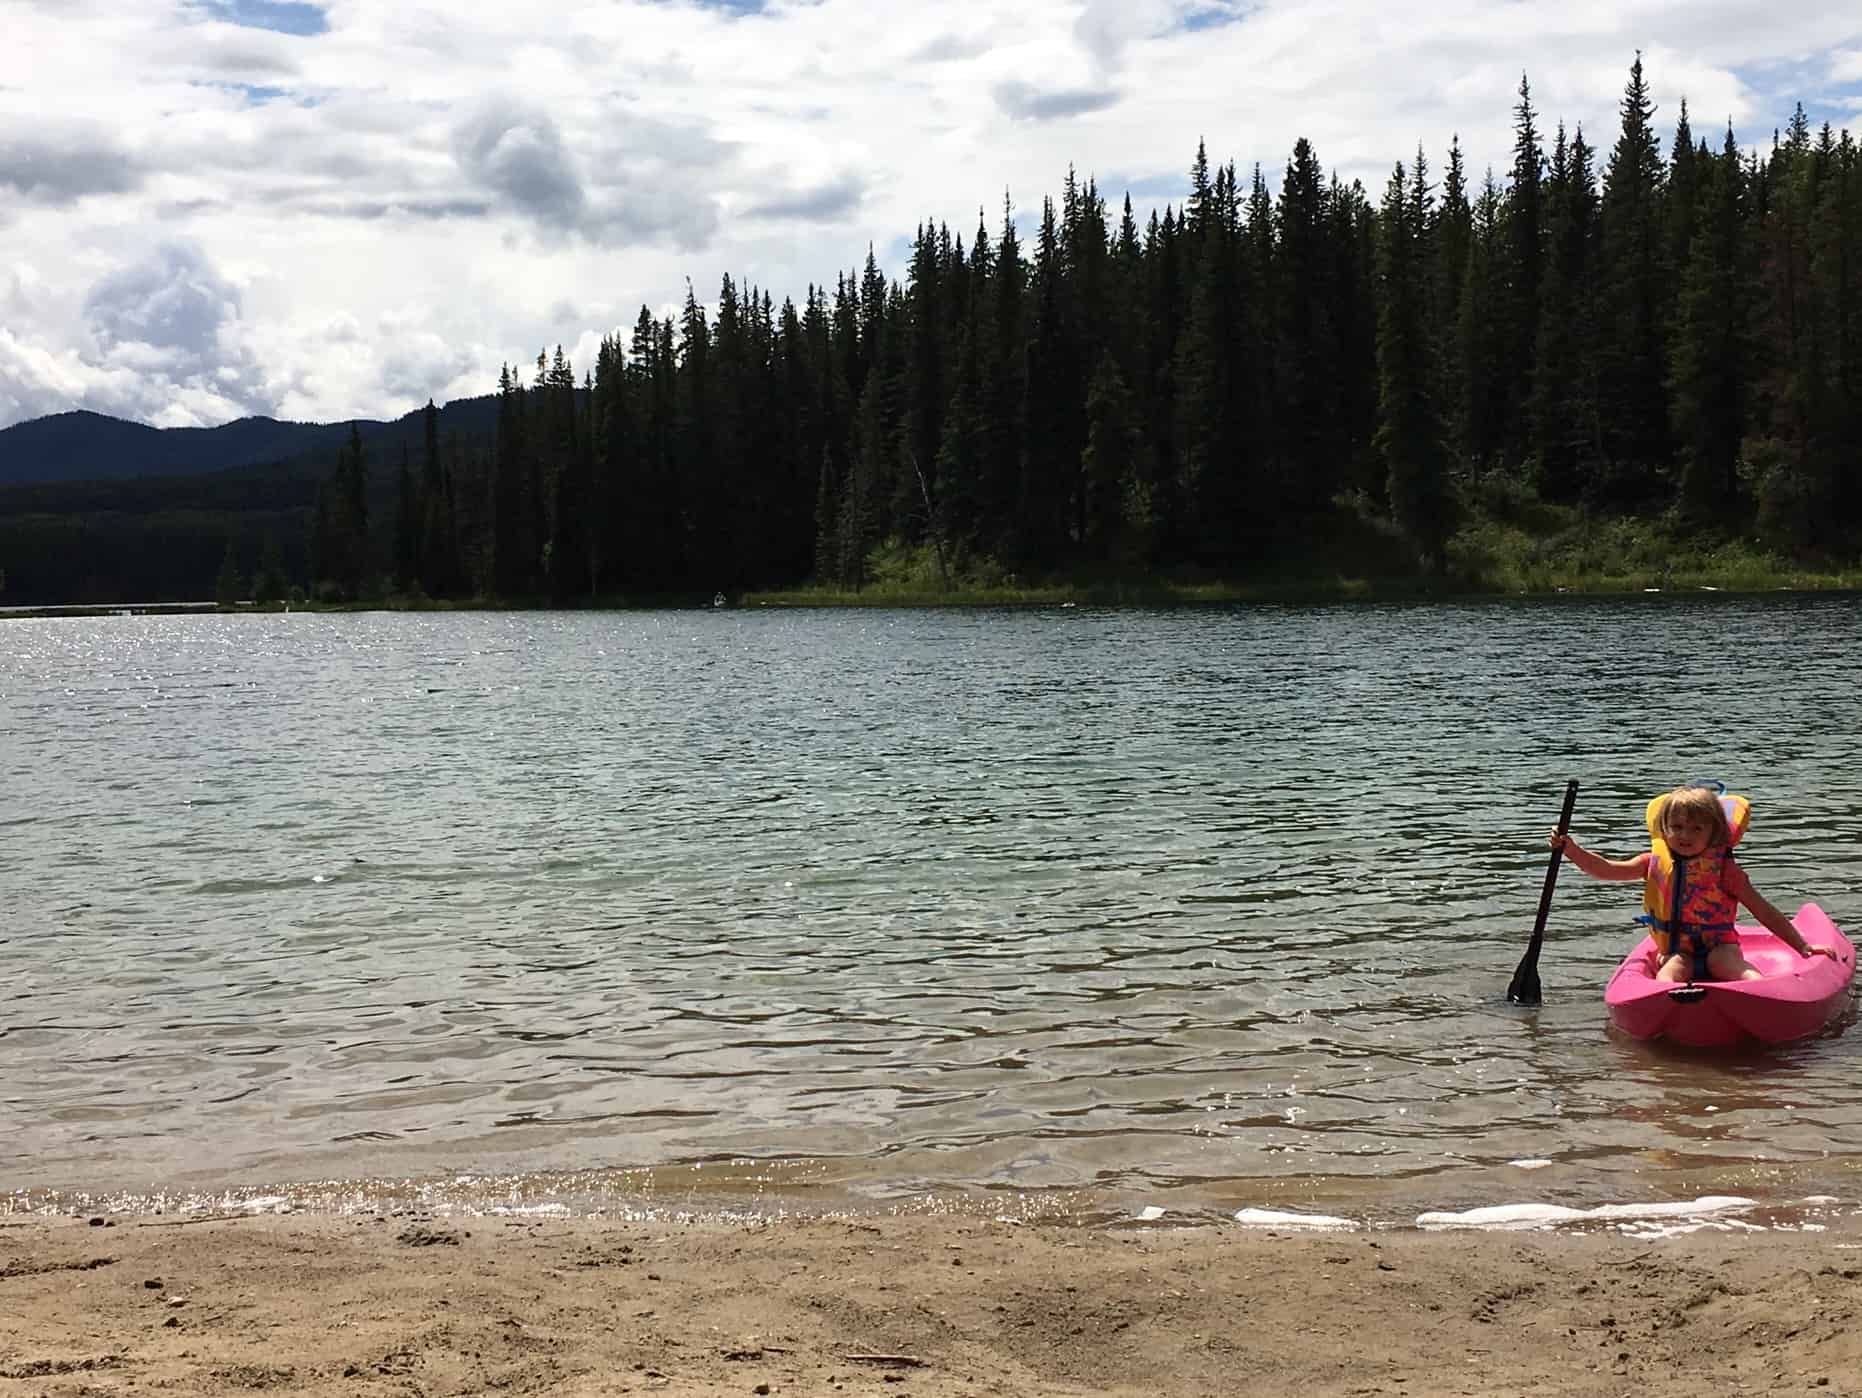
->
<box><xmin>1507</xmin><ymin>778</ymin><xmax>1580</xmax><ymax>1007</ymax></box>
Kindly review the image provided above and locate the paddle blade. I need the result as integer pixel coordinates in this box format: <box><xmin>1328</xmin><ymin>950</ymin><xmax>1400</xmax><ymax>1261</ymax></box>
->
<box><xmin>1506</xmin><ymin>957</ymin><xmax>1542</xmax><ymax>1007</ymax></box>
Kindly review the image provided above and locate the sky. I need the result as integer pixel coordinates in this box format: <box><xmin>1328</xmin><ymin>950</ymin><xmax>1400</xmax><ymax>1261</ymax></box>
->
<box><xmin>1</xmin><ymin>0</ymin><xmax>1859</xmax><ymax>432</ymax></box>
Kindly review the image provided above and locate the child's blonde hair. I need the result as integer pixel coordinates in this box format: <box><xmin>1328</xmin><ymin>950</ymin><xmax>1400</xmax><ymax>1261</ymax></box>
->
<box><xmin>1660</xmin><ymin>784</ymin><xmax>1733</xmax><ymax>849</ymax></box>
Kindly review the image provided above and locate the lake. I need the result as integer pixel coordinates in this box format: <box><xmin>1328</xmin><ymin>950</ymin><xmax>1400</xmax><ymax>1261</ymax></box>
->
<box><xmin>3</xmin><ymin>599</ymin><xmax>1860</xmax><ymax>1223</ymax></box>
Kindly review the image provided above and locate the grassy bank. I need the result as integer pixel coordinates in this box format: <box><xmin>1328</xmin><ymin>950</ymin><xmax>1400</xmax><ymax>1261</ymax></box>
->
<box><xmin>746</xmin><ymin>500</ymin><xmax>1862</xmax><ymax>607</ymax></box>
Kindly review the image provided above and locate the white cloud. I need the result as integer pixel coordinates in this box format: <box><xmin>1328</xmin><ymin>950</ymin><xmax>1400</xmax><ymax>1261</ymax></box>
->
<box><xmin>0</xmin><ymin>0</ymin><xmax>1857</xmax><ymax>430</ymax></box>
<box><xmin>79</xmin><ymin>240</ymin><xmax>277</xmax><ymax>424</ymax></box>
<box><xmin>85</xmin><ymin>243</ymin><xmax>241</xmax><ymax>365</ymax></box>
<box><xmin>0</xmin><ymin>123</ymin><xmax>145</xmax><ymax>208</ymax></box>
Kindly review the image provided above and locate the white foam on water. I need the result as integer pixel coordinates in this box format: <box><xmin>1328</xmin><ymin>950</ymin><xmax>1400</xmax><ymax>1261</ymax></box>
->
<box><xmin>1233</xmin><ymin>1208</ymin><xmax>1356</xmax><ymax>1230</ymax></box>
<box><xmin>1416</xmin><ymin>1196</ymin><xmax>1755</xmax><ymax>1232</ymax></box>
<box><xmin>1508</xmin><ymin>1159</ymin><xmax>1554</xmax><ymax>1170</ymax></box>
<box><xmin>1621</xmin><ymin>1221</ymin><xmax>1731</xmax><ymax>1240</ymax></box>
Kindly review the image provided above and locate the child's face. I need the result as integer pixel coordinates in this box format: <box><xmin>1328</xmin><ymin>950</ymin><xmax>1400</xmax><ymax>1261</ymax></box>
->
<box><xmin>1664</xmin><ymin>810</ymin><xmax>1718</xmax><ymax>857</ymax></box>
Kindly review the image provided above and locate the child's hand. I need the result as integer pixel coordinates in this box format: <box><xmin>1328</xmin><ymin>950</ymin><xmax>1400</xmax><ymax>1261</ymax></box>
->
<box><xmin>1547</xmin><ymin>828</ymin><xmax>1571</xmax><ymax>854</ymax></box>
<box><xmin>1800</xmin><ymin>942</ymin><xmax>1838</xmax><ymax>961</ymax></box>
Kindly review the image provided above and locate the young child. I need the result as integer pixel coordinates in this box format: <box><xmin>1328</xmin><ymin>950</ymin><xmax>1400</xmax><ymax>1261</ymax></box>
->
<box><xmin>1550</xmin><ymin>783</ymin><xmax>1836</xmax><ymax>982</ymax></box>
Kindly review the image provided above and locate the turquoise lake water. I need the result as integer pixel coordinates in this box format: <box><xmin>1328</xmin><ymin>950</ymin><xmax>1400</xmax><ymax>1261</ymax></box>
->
<box><xmin>3</xmin><ymin>599</ymin><xmax>1859</xmax><ymax>1220</ymax></box>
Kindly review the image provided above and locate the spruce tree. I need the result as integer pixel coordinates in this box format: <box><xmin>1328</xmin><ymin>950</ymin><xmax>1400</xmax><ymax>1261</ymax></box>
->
<box><xmin>1142</xmin><ymin>206</ymin><xmax>1184</xmax><ymax>540</ymax></box>
<box><xmin>1747</xmin><ymin>108</ymin><xmax>1825</xmax><ymax>549</ymax></box>
<box><xmin>1669</xmin><ymin>124</ymin><xmax>1750</xmax><ymax>520</ymax></box>
<box><xmin>590</xmin><ymin>336</ymin><xmax>629</xmax><ymax>596</ymax></box>
<box><xmin>417</xmin><ymin>398</ymin><xmax>457</xmax><ymax>598</ymax></box>
<box><xmin>393</xmin><ymin>443</ymin><xmax>420</xmax><ymax>592</ymax></box>
<box><xmin>314</xmin><ymin>424</ymin><xmax>370</xmax><ymax>599</ymax></box>
<box><xmin>1664</xmin><ymin>98</ymin><xmax>1702</xmax><ymax>299</ymax></box>
<box><xmin>1330</xmin><ymin>174</ymin><xmax>1381</xmax><ymax>494</ymax></box>
<box><xmin>1531</xmin><ymin>123</ymin><xmax>1602</xmax><ymax>499</ymax></box>
<box><xmin>1019</xmin><ymin>197</ymin><xmax>1072</xmax><ymax>566</ymax></box>
<box><xmin>491</xmin><ymin>364</ymin><xmax>529</xmax><ymax>596</ymax></box>
<box><xmin>1241</xmin><ymin>164</ymin><xmax>1280</xmax><ymax>496</ymax></box>
<box><xmin>901</xmin><ymin>223</ymin><xmax>948</xmax><ymax>540</ymax></box>
<box><xmin>1457</xmin><ymin>171</ymin><xmax>1508</xmax><ymax>468</ymax></box>
<box><xmin>1375</xmin><ymin>163</ymin><xmax>1454</xmax><ymax>565</ymax></box>
<box><xmin>676</xmin><ymin>284</ymin><xmax>715</xmax><ymax>586</ymax></box>
<box><xmin>1502</xmin><ymin>74</ymin><xmax>1546</xmax><ymax>459</ymax></box>
<box><xmin>708</xmin><ymin>276</ymin><xmax>754</xmax><ymax>582</ymax></box>
<box><xmin>1806</xmin><ymin>127</ymin><xmax>1861</xmax><ymax>538</ymax></box>
<box><xmin>1172</xmin><ymin>158</ymin><xmax>1249</xmax><ymax>561</ymax></box>
<box><xmin>1825</xmin><ymin>131</ymin><xmax>1862</xmax><ymax>533</ymax></box>
<box><xmin>1595</xmin><ymin>54</ymin><xmax>1671</xmax><ymax>495</ymax></box>
<box><xmin>1277</xmin><ymin>138</ymin><xmax>1344</xmax><ymax>510</ymax></box>
<box><xmin>1435</xmin><ymin>136</ymin><xmax>1474</xmax><ymax>454</ymax></box>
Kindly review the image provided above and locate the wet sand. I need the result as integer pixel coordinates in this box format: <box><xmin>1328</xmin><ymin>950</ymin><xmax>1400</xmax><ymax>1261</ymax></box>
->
<box><xmin>4</xmin><ymin>1210</ymin><xmax>1861</xmax><ymax>1396</ymax></box>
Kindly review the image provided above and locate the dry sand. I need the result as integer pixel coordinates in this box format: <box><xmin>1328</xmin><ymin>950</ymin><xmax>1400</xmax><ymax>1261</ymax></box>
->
<box><xmin>4</xmin><ymin>1209</ymin><xmax>1861</xmax><ymax>1397</ymax></box>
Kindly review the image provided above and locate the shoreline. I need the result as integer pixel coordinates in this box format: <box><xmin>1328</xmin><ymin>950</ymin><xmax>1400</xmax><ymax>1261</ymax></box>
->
<box><xmin>4</xmin><ymin>1208</ymin><xmax>1860</xmax><ymax>1397</ymax></box>
<box><xmin>5</xmin><ymin>576</ymin><xmax>1862</xmax><ymax>619</ymax></box>
<box><xmin>11</xmin><ymin>1145</ymin><xmax>1862</xmax><ymax>1238</ymax></box>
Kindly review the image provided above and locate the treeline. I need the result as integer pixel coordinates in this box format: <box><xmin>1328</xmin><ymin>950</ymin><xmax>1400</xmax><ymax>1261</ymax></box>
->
<box><xmin>16</xmin><ymin>55</ymin><xmax>1862</xmax><ymax>607</ymax></box>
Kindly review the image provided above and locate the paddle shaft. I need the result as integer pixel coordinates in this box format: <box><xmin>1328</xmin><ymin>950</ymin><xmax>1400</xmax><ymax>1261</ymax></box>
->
<box><xmin>1507</xmin><ymin>779</ymin><xmax>1579</xmax><ymax>1005</ymax></box>
<box><xmin>1531</xmin><ymin>780</ymin><xmax>1581</xmax><ymax>939</ymax></box>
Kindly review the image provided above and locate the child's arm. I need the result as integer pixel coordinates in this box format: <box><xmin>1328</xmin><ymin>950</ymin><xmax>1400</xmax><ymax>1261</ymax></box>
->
<box><xmin>1724</xmin><ymin>864</ymin><xmax>1837</xmax><ymax>960</ymax></box>
<box><xmin>1550</xmin><ymin>831</ymin><xmax>1649</xmax><ymax>882</ymax></box>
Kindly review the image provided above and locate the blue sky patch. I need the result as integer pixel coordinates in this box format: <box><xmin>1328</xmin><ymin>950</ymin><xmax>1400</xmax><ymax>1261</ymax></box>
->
<box><xmin>192</xmin><ymin>79</ymin><xmax>300</xmax><ymax>106</ymax></box>
<box><xmin>1109</xmin><ymin>172</ymin><xmax>1189</xmax><ymax>201</ymax></box>
<box><xmin>1728</xmin><ymin>57</ymin><xmax>1862</xmax><ymax>141</ymax></box>
<box><xmin>205</xmin><ymin>1</ymin><xmax>329</xmax><ymax>37</ymax></box>
<box><xmin>1179</xmin><ymin>3</ymin><xmax>1250</xmax><ymax>33</ymax></box>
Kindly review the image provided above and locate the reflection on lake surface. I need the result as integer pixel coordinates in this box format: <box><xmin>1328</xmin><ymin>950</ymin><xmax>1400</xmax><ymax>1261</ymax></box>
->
<box><xmin>2</xmin><ymin>599</ymin><xmax>1860</xmax><ymax>1217</ymax></box>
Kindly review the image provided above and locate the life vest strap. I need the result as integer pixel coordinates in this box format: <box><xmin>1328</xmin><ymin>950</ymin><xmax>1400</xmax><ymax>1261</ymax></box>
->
<box><xmin>1637</xmin><ymin>915</ymin><xmax>1736</xmax><ymax>935</ymax></box>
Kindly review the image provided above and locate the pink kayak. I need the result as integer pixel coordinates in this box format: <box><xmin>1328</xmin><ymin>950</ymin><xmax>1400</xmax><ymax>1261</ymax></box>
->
<box><xmin>1604</xmin><ymin>903</ymin><xmax>1856</xmax><ymax>1047</ymax></box>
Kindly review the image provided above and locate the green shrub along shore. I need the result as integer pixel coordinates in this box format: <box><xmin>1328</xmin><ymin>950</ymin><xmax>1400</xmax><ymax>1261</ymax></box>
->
<box><xmin>745</xmin><ymin>512</ymin><xmax>1862</xmax><ymax>607</ymax></box>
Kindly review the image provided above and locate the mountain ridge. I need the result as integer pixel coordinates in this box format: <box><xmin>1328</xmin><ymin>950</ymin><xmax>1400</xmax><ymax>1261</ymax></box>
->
<box><xmin>0</xmin><ymin>398</ymin><xmax>501</xmax><ymax>487</ymax></box>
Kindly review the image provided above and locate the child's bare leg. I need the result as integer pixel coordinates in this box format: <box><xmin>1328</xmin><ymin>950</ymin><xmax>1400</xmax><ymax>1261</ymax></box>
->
<box><xmin>1654</xmin><ymin>953</ymin><xmax>1691</xmax><ymax>982</ymax></box>
<box><xmin>1707</xmin><ymin>944</ymin><xmax>1763</xmax><ymax>981</ymax></box>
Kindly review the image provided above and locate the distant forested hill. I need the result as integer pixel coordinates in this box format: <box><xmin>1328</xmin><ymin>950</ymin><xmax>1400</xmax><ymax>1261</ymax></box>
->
<box><xmin>0</xmin><ymin>397</ymin><xmax>501</xmax><ymax>487</ymax></box>
<box><xmin>0</xmin><ymin>397</ymin><xmax>502</xmax><ymax>605</ymax></box>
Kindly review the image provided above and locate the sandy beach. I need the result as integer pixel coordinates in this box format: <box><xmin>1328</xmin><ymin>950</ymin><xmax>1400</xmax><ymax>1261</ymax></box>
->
<box><xmin>4</xmin><ymin>1209</ymin><xmax>1861</xmax><ymax>1397</ymax></box>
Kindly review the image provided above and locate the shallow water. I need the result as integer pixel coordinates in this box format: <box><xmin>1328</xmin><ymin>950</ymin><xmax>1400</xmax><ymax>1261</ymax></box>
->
<box><xmin>3</xmin><ymin>599</ymin><xmax>1861</xmax><ymax>1219</ymax></box>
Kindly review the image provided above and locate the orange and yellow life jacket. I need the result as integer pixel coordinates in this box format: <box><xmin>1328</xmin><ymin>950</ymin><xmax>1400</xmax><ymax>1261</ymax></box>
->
<box><xmin>1639</xmin><ymin>788</ymin><xmax>1750</xmax><ymax>959</ymax></box>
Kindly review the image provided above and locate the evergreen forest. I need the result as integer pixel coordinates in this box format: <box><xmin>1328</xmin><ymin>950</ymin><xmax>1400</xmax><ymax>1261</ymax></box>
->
<box><xmin>5</xmin><ymin>56</ymin><xmax>1861</xmax><ymax>607</ymax></box>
